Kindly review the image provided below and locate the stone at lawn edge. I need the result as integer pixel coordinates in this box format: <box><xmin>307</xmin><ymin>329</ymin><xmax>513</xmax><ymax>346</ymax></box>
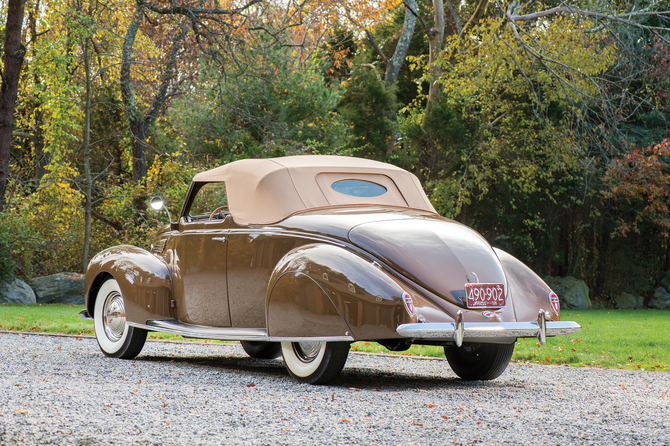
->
<box><xmin>614</xmin><ymin>292</ymin><xmax>643</xmax><ymax>310</ymax></box>
<box><xmin>658</xmin><ymin>271</ymin><xmax>670</xmax><ymax>293</ymax></box>
<box><xmin>31</xmin><ymin>272</ymin><xmax>85</xmax><ymax>305</ymax></box>
<box><xmin>0</xmin><ymin>279</ymin><xmax>37</xmax><ymax>304</ymax></box>
<box><xmin>544</xmin><ymin>276</ymin><xmax>591</xmax><ymax>309</ymax></box>
<box><xmin>649</xmin><ymin>287</ymin><xmax>670</xmax><ymax>310</ymax></box>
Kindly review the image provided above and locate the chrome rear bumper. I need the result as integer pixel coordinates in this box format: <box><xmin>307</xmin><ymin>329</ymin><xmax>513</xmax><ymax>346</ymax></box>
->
<box><xmin>397</xmin><ymin>311</ymin><xmax>581</xmax><ymax>347</ymax></box>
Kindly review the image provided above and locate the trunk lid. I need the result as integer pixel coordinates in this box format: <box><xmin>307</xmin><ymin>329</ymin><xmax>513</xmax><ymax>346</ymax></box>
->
<box><xmin>348</xmin><ymin>217</ymin><xmax>506</xmax><ymax>306</ymax></box>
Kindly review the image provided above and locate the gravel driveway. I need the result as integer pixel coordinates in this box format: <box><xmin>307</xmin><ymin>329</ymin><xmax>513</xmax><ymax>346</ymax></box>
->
<box><xmin>1</xmin><ymin>332</ymin><xmax>668</xmax><ymax>445</ymax></box>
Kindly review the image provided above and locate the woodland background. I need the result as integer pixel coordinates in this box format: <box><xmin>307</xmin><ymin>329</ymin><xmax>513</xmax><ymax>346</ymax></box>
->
<box><xmin>1</xmin><ymin>0</ymin><xmax>670</xmax><ymax>306</ymax></box>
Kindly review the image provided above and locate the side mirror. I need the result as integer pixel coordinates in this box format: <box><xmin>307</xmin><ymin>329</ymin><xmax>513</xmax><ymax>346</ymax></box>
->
<box><xmin>149</xmin><ymin>196</ymin><xmax>173</xmax><ymax>225</ymax></box>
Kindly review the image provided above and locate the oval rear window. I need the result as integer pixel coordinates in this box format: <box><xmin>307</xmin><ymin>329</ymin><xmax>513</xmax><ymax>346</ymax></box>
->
<box><xmin>331</xmin><ymin>179</ymin><xmax>387</xmax><ymax>197</ymax></box>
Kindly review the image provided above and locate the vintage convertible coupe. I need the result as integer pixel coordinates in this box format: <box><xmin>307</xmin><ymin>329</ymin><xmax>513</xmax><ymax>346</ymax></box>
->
<box><xmin>82</xmin><ymin>155</ymin><xmax>580</xmax><ymax>384</ymax></box>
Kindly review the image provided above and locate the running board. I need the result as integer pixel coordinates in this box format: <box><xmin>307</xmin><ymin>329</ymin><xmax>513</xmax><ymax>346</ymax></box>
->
<box><xmin>130</xmin><ymin>320</ymin><xmax>354</xmax><ymax>343</ymax></box>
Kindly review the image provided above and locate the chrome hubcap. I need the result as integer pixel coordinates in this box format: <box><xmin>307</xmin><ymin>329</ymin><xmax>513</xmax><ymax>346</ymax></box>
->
<box><xmin>103</xmin><ymin>291</ymin><xmax>126</xmax><ymax>342</ymax></box>
<box><xmin>293</xmin><ymin>341</ymin><xmax>322</xmax><ymax>363</ymax></box>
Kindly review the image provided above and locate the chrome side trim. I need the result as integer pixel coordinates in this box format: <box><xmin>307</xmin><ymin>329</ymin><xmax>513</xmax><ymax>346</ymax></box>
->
<box><xmin>270</xmin><ymin>336</ymin><xmax>355</xmax><ymax>342</ymax></box>
<box><xmin>136</xmin><ymin>320</ymin><xmax>269</xmax><ymax>341</ymax></box>
<box><xmin>396</xmin><ymin>320</ymin><xmax>581</xmax><ymax>341</ymax></box>
<box><xmin>131</xmin><ymin>320</ymin><xmax>355</xmax><ymax>343</ymax></box>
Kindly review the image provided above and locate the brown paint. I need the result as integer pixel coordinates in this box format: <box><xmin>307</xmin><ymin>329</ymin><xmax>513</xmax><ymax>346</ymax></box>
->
<box><xmin>85</xmin><ymin>245</ymin><xmax>174</xmax><ymax>324</ymax></box>
<box><xmin>85</xmin><ymin>156</ymin><xmax>563</xmax><ymax>342</ymax></box>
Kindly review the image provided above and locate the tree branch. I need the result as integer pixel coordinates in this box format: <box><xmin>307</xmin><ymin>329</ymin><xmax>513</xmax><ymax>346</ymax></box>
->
<box><xmin>365</xmin><ymin>29</ymin><xmax>388</xmax><ymax>63</ymax></box>
<box><xmin>403</xmin><ymin>0</ymin><xmax>429</xmax><ymax>34</ymax></box>
<box><xmin>137</xmin><ymin>0</ymin><xmax>263</xmax><ymax>16</ymax></box>
<box><xmin>444</xmin><ymin>0</ymin><xmax>462</xmax><ymax>34</ymax></box>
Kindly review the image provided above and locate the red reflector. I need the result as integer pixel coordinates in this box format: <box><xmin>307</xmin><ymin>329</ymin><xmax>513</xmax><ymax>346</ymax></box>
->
<box><xmin>549</xmin><ymin>292</ymin><xmax>560</xmax><ymax>314</ymax></box>
<box><xmin>402</xmin><ymin>292</ymin><xmax>415</xmax><ymax>316</ymax></box>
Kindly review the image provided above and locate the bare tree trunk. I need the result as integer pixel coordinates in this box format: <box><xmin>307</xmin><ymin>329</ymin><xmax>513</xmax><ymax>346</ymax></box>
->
<box><xmin>81</xmin><ymin>36</ymin><xmax>93</xmax><ymax>273</ymax></box>
<box><xmin>385</xmin><ymin>0</ymin><xmax>418</xmax><ymax>86</ymax></box>
<box><xmin>120</xmin><ymin>6</ymin><xmax>147</xmax><ymax>185</ymax></box>
<box><xmin>427</xmin><ymin>0</ymin><xmax>445</xmax><ymax>104</ymax></box>
<box><xmin>28</xmin><ymin>1</ymin><xmax>49</xmax><ymax>180</ymax></box>
<box><xmin>0</xmin><ymin>0</ymin><xmax>27</xmax><ymax>210</ymax></box>
<box><xmin>120</xmin><ymin>4</ymin><xmax>185</xmax><ymax>193</ymax></box>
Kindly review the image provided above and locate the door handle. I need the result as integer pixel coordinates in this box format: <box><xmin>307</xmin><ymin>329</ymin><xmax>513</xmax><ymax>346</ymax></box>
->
<box><xmin>212</xmin><ymin>237</ymin><xmax>227</xmax><ymax>242</ymax></box>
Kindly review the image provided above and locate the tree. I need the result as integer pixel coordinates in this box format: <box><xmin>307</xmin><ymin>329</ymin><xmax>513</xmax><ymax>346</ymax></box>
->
<box><xmin>120</xmin><ymin>0</ymin><xmax>263</xmax><ymax>187</ymax></box>
<box><xmin>0</xmin><ymin>0</ymin><xmax>27</xmax><ymax>210</ymax></box>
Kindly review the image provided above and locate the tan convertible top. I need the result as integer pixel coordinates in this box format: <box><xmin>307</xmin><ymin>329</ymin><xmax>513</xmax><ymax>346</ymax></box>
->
<box><xmin>191</xmin><ymin>155</ymin><xmax>437</xmax><ymax>225</ymax></box>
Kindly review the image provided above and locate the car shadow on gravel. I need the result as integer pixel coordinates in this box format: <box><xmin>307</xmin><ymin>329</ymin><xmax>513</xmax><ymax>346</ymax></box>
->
<box><xmin>134</xmin><ymin>353</ymin><xmax>512</xmax><ymax>391</ymax></box>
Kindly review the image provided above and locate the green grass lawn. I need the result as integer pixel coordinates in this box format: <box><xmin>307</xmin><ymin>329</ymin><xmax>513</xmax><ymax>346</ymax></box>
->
<box><xmin>1</xmin><ymin>304</ymin><xmax>668</xmax><ymax>371</ymax></box>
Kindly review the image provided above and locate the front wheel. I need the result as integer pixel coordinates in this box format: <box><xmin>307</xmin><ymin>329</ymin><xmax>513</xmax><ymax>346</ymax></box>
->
<box><xmin>93</xmin><ymin>278</ymin><xmax>147</xmax><ymax>359</ymax></box>
<box><xmin>444</xmin><ymin>342</ymin><xmax>515</xmax><ymax>380</ymax></box>
<box><xmin>281</xmin><ymin>341</ymin><xmax>350</xmax><ymax>385</ymax></box>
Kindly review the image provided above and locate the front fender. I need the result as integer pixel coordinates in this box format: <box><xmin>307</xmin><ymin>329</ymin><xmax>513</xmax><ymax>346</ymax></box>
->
<box><xmin>85</xmin><ymin>245</ymin><xmax>174</xmax><ymax>324</ymax></box>
<box><xmin>266</xmin><ymin>244</ymin><xmax>412</xmax><ymax>340</ymax></box>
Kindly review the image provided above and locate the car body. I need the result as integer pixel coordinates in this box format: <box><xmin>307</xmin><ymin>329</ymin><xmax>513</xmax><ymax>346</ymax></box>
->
<box><xmin>82</xmin><ymin>155</ymin><xmax>580</xmax><ymax>384</ymax></box>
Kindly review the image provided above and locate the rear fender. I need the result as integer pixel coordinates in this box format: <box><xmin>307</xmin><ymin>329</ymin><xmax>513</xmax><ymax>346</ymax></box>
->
<box><xmin>85</xmin><ymin>245</ymin><xmax>174</xmax><ymax>324</ymax></box>
<box><xmin>494</xmin><ymin>248</ymin><xmax>558</xmax><ymax>321</ymax></box>
<box><xmin>267</xmin><ymin>244</ymin><xmax>412</xmax><ymax>340</ymax></box>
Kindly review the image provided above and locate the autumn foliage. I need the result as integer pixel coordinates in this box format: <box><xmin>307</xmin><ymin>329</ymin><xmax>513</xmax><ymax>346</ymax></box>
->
<box><xmin>606</xmin><ymin>139</ymin><xmax>670</xmax><ymax>236</ymax></box>
<box><xmin>1</xmin><ymin>1</ymin><xmax>670</xmax><ymax>303</ymax></box>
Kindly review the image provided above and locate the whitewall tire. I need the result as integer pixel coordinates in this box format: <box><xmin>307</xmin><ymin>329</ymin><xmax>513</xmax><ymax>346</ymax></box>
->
<box><xmin>93</xmin><ymin>278</ymin><xmax>147</xmax><ymax>359</ymax></box>
<box><xmin>281</xmin><ymin>341</ymin><xmax>350</xmax><ymax>385</ymax></box>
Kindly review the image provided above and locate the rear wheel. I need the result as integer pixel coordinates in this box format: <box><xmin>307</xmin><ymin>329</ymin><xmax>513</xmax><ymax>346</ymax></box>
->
<box><xmin>281</xmin><ymin>341</ymin><xmax>350</xmax><ymax>385</ymax></box>
<box><xmin>240</xmin><ymin>341</ymin><xmax>282</xmax><ymax>359</ymax></box>
<box><xmin>93</xmin><ymin>278</ymin><xmax>147</xmax><ymax>359</ymax></box>
<box><xmin>444</xmin><ymin>342</ymin><xmax>515</xmax><ymax>380</ymax></box>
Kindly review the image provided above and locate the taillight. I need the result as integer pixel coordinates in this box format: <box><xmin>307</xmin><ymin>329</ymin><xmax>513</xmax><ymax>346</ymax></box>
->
<box><xmin>402</xmin><ymin>292</ymin><xmax>415</xmax><ymax>316</ymax></box>
<box><xmin>549</xmin><ymin>292</ymin><xmax>560</xmax><ymax>315</ymax></box>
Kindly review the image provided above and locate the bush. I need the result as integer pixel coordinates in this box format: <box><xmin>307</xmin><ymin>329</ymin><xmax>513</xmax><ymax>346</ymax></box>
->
<box><xmin>0</xmin><ymin>215</ymin><xmax>16</xmax><ymax>283</ymax></box>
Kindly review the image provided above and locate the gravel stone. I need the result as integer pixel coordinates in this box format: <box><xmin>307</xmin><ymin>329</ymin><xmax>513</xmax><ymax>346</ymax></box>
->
<box><xmin>1</xmin><ymin>332</ymin><xmax>668</xmax><ymax>445</ymax></box>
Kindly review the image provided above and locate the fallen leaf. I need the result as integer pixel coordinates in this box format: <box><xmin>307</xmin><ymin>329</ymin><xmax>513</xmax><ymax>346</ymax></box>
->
<box><xmin>621</xmin><ymin>384</ymin><xmax>626</xmax><ymax>390</ymax></box>
<box><xmin>442</xmin><ymin>416</ymin><xmax>448</xmax><ymax>420</ymax></box>
<box><xmin>536</xmin><ymin>342</ymin><xmax>541</xmax><ymax>347</ymax></box>
<box><xmin>348</xmin><ymin>387</ymin><xmax>362</xmax><ymax>391</ymax></box>
<box><xmin>428</xmin><ymin>404</ymin><xmax>437</xmax><ymax>408</ymax></box>
<box><xmin>14</xmin><ymin>409</ymin><xmax>28</xmax><ymax>414</ymax></box>
<box><xmin>413</xmin><ymin>421</ymin><xmax>423</xmax><ymax>426</ymax></box>
<box><xmin>662</xmin><ymin>390</ymin><xmax>667</xmax><ymax>397</ymax></box>
<box><xmin>76</xmin><ymin>338</ymin><xmax>82</xmax><ymax>341</ymax></box>
<box><xmin>342</xmin><ymin>419</ymin><xmax>349</xmax><ymax>423</ymax></box>
<box><xmin>246</xmin><ymin>383</ymin><xmax>255</xmax><ymax>388</ymax></box>
<box><xmin>331</xmin><ymin>394</ymin><xmax>335</xmax><ymax>401</ymax></box>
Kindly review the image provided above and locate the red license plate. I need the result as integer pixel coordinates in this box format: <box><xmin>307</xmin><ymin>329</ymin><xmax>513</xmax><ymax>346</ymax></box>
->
<box><xmin>464</xmin><ymin>283</ymin><xmax>506</xmax><ymax>308</ymax></box>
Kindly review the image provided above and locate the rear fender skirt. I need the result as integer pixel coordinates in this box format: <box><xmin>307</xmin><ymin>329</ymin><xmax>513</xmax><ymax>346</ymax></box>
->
<box><xmin>267</xmin><ymin>272</ymin><xmax>353</xmax><ymax>339</ymax></box>
<box><xmin>267</xmin><ymin>244</ymin><xmax>412</xmax><ymax>340</ymax></box>
<box><xmin>85</xmin><ymin>245</ymin><xmax>174</xmax><ymax>324</ymax></box>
